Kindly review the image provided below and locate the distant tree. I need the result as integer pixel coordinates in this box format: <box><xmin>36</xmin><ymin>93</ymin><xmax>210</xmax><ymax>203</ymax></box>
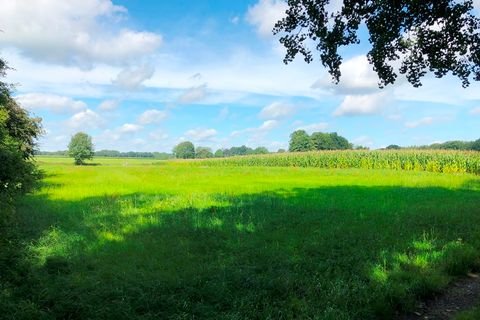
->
<box><xmin>274</xmin><ymin>0</ymin><xmax>480</xmax><ymax>88</ymax></box>
<box><xmin>68</xmin><ymin>132</ymin><xmax>94</xmax><ymax>165</ymax></box>
<box><xmin>354</xmin><ymin>145</ymin><xmax>370</xmax><ymax>150</ymax></box>
<box><xmin>472</xmin><ymin>139</ymin><xmax>480</xmax><ymax>151</ymax></box>
<box><xmin>330</xmin><ymin>133</ymin><xmax>351</xmax><ymax>150</ymax></box>
<box><xmin>277</xmin><ymin>148</ymin><xmax>286</xmax><ymax>153</ymax></box>
<box><xmin>311</xmin><ymin>132</ymin><xmax>351</xmax><ymax>150</ymax></box>
<box><xmin>173</xmin><ymin>141</ymin><xmax>195</xmax><ymax>159</ymax></box>
<box><xmin>386</xmin><ymin>144</ymin><xmax>402</xmax><ymax>150</ymax></box>
<box><xmin>195</xmin><ymin>146</ymin><xmax>213</xmax><ymax>159</ymax></box>
<box><xmin>253</xmin><ymin>146</ymin><xmax>269</xmax><ymax>154</ymax></box>
<box><xmin>214</xmin><ymin>149</ymin><xmax>224</xmax><ymax>158</ymax></box>
<box><xmin>289</xmin><ymin>130</ymin><xmax>313</xmax><ymax>152</ymax></box>
<box><xmin>311</xmin><ymin>132</ymin><xmax>334</xmax><ymax>150</ymax></box>
<box><xmin>152</xmin><ymin>152</ymin><xmax>174</xmax><ymax>160</ymax></box>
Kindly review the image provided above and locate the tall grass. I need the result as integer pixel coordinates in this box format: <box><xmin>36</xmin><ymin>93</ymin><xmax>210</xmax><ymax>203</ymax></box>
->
<box><xmin>197</xmin><ymin>150</ymin><xmax>480</xmax><ymax>175</ymax></box>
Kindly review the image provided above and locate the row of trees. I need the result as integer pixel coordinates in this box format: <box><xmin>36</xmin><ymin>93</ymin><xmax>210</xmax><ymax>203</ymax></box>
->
<box><xmin>172</xmin><ymin>141</ymin><xmax>271</xmax><ymax>159</ymax></box>
<box><xmin>289</xmin><ymin>130</ymin><xmax>352</xmax><ymax>152</ymax></box>
<box><xmin>385</xmin><ymin>139</ymin><xmax>480</xmax><ymax>151</ymax></box>
<box><xmin>38</xmin><ymin>149</ymin><xmax>173</xmax><ymax>160</ymax></box>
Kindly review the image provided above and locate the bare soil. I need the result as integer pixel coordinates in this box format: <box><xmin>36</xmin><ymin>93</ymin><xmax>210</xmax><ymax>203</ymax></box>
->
<box><xmin>398</xmin><ymin>274</ymin><xmax>480</xmax><ymax>320</ymax></box>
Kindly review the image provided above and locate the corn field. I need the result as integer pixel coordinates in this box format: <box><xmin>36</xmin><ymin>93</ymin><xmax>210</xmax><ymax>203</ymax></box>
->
<box><xmin>195</xmin><ymin>150</ymin><xmax>480</xmax><ymax>175</ymax></box>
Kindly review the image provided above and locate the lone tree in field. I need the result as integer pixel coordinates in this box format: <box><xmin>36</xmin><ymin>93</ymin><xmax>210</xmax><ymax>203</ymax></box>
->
<box><xmin>173</xmin><ymin>141</ymin><xmax>195</xmax><ymax>159</ymax></box>
<box><xmin>274</xmin><ymin>0</ymin><xmax>480</xmax><ymax>88</ymax></box>
<box><xmin>68</xmin><ymin>132</ymin><xmax>94</xmax><ymax>165</ymax></box>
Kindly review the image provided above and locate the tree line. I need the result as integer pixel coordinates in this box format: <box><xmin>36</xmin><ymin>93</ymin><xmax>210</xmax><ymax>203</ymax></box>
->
<box><xmin>387</xmin><ymin>139</ymin><xmax>480</xmax><ymax>151</ymax></box>
<box><xmin>172</xmin><ymin>141</ymin><xmax>270</xmax><ymax>159</ymax></box>
<box><xmin>36</xmin><ymin>149</ymin><xmax>174</xmax><ymax>160</ymax></box>
<box><xmin>288</xmin><ymin>130</ymin><xmax>354</xmax><ymax>152</ymax></box>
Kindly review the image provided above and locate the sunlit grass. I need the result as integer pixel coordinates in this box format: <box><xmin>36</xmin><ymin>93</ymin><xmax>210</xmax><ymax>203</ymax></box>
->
<box><xmin>1</xmin><ymin>156</ymin><xmax>480</xmax><ymax>319</ymax></box>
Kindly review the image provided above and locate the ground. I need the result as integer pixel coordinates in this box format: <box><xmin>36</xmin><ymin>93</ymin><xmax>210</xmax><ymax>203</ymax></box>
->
<box><xmin>1</xmin><ymin>156</ymin><xmax>480</xmax><ymax>319</ymax></box>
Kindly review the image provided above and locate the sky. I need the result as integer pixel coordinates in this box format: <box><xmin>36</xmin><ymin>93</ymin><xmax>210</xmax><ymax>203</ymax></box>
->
<box><xmin>0</xmin><ymin>0</ymin><xmax>479</xmax><ymax>152</ymax></box>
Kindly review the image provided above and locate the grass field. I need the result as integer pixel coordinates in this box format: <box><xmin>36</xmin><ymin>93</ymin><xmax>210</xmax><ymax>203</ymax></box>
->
<box><xmin>2</xmin><ymin>156</ymin><xmax>480</xmax><ymax>319</ymax></box>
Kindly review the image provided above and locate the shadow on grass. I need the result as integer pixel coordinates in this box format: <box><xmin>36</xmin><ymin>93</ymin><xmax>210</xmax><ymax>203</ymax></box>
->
<box><xmin>2</xmin><ymin>184</ymin><xmax>480</xmax><ymax>319</ymax></box>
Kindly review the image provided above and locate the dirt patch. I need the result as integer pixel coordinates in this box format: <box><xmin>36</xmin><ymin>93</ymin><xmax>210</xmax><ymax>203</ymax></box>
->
<box><xmin>398</xmin><ymin>274</ymin><xmax>480</xmax><ymax>320</ymax></box>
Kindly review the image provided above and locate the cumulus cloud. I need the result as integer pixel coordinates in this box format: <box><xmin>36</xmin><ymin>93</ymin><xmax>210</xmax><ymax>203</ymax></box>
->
<box><xmin>98</xmin><ymin>99</ymin><xmax>120</xmax><ymax>111</ymax></box>
<box><xmin>352</xmin><ymin>136</ymin><xmax>374</xmax><ymax>148</ymax></box>
<box><xmin>137</xmin><ymin>109</ymin><xmax>168</xmax><ymax>125</ymax></box>
<box><xmin>231</xmin><ymin>120</ymin><xmax>279</xmax><ymax>137</ymax></box>
<box><xmin>470</xmin><ymin>107</ymin><xmax>480</xmax><ymax>115</ymax></box>
<box><xmin>178</xmin><ymin>84</ymin><xmax>207</xmax><ymax>103</ymax></box>
<box><xmin>0</xmin><ymin>0</ymin><xmax>162</xmax><ymax>67</ymax></box>
<box><xmin>65</xmin><ymin>109</ymin><xmax>103</xmax><ymax>129</ymax></box>
<box><xmin>404</xmin><ymin>117</ymin><xmax>434</xmax><ymax>128</ymax></box>
<box><xmin>149</xmin><ymin>129</ymin><xmax>169</xmax><ymax>140</ymax></box>
<box><xmin>246</xmin><ymin>0</ymin><xmax>287</xmax><ymax>37</ymax></box>
<box><xmin>112</xmin><ymin>65</ymin><xmax>155</xmax><ymax>90</ymax></box>
<box><xmin>16</xmin><ymin>93</ymin><xmax>87</xmax><ymax>113</ymax></box>
<box><xmin>259</xmin><ymin>102</ymin><xmax>295</xmax><ymax>120</ymax></box>
<box><xmin>295</xmin><ymin>122</ymin><xmax>329</xmax><ymax>133</ymax></box>
<box><xmin>312</xmin><ymin>56</ymin><xmax>380</xmax><ymax>94</ymax></box>
<box><xmin>333</xmin><ymin>93</ymin><xmax>388</xmax><ymax>116</ymax></box>
<box><xmin>119</xmin><ymin>123</ymin><xmax>143</xmax><ymax>134</ymax></box>
<box><xmin>184</xmin><ymin>128</ymin><xmax>217</xmax><ymax>142</ymax></box>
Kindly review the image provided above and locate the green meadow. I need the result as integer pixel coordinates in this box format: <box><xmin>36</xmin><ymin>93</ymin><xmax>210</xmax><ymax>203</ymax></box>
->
<box><xmin>2</xmin><ymin>156</ymin><xmax>480</xmax><ymax>319</ymax></box>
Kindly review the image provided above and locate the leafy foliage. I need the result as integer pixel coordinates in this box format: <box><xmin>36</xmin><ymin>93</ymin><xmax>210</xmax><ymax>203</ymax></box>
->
<box><xmin>274</xmin><ymin>0</ymin><xmax>480</xmax><ymax>87</ymax></box>
<box><xmin>311</xmin><ymin>132</ymin><xmax>351</xmax><ymax>150</ymax></box>
<box><xmin>473</xmin><ymin>139</ymin><xmax>480</xmax><ymax>151</ymax></box>
<box><xmin>195</xmin><ymin>146</ymin><xmax>214</xmax><ymax>159</ymax></box>
<box><xmin>173</xmin><ymin>141</ymin><xmax>195</xmax><ymax>159</ymax></box>
<box><xmin>68</xmin><ymin>132</ymin><xmax>94</xmax><ymax>165</ymax></box>
<box><xmin>289</xmin><ymin>130</ymin><xmax>313</xmax><ymax>152</ymax></box>
<box><xmin>0</xmin><ymin>58</ymin><xmax>42</xmax><ymax>212</ymax></box>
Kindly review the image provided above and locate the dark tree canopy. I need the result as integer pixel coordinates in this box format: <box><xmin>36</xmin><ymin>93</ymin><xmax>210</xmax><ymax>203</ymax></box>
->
<box><xmin>1</xmin><ymin>58</ymin><xmax>43</xmax><ymax>207</ymax></box>
<box><xmin>274</xmin><ymin>0</ymin><xmax>480</xmax><ymax>88</ymax></box>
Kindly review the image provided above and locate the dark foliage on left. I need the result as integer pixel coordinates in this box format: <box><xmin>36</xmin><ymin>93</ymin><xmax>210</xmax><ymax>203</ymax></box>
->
<box><xmin>0</xmin><ymin>58</ymin><xmax>43</xmax><ymax>217</ymax></box>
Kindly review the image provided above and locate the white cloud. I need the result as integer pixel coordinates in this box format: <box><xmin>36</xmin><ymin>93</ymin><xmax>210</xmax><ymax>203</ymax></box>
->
<box><xmin>312</xmin><ymin>56</ymin><xmax>380</xmax><ymax>94</ymax></box>
<box><xmin>246</xmin><ymin>0</ymin><xmax>287</xmax><ymax>37</ymax></box>
<box><xmin>149</xmin><ymin>129</ymin><xmax>169</xmax><ymax>140</ymax></box>
<box><xmin>16</xmin><ymin>93</ymin><xmax>87</xmax><ymax>113</ymax></box>
<box><xmin>404</xmin><ymin>117</ymin><xmax>434</xmax><ymax>128</ymax></box>
<box><xmin>112</xmin><ymin>65</ymin><xmax>155</xmax><ymax>90</ymax></box>
<box><xmin>296</xmin><ymin>122</ymin><xmax>329</xmax><ymax>133</ymax></box>
<box><xmin>98</xmin><ymin>99</ymin><xmax>120</xmax><ymax>111</ymax></box>
<box><xmin>231</xmin><ymin>120</ymin><xmax>279</xmax><ymax>137</ymax></box>
<box><xmin>119</xmin><ymin>123</ymin><xmax>143</xmax><ymax>134</ymax></box>
<box><xmin>352</xmin><ymin>136</ymin><xmax>374</xmax><ymax>148</ymax></box>
<box><xmin>259</xmin><ymin>119</ymin><xmax>279</xmax><ymax>131</ymax></box>
<box><xmin>470</xmin><ymin>107</ymin><xmax>480</xmax><ymax>115</ymax></box>
<box><xmin>184</xmin><ymin>128</ymin><xmax>217</xmax><ymax>142</ymax></box>
<box><xmin>178</xmin><ymin>84</ymin><xmax>207</xmax><ymax>103</ymax></box>
<box><xmin>259</xmin><ymin>102</ymin><xmax>295</xmax><ymax>120</ymax></box>
<box><xmin>137</xmin><ymin>109</ymin><xmax>168</xmax><ymax>125</ymax></box>
<box><xmin>334</xmin><ymin>93</ymin><xmax>388</xmax><ymax>116</ymax></box>
<box><xmin>0</xmin><ymin>0</ymin><xmax>162</xmax><ymax>67</ymax></box>
<box><xmin>66</xmin><ymin>109</ymin><xmax>103</xmax><ymax>129</ymax></box>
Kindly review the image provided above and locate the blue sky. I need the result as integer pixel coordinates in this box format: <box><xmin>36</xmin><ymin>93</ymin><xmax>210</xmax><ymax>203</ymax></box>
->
<box><xmin>0</xmin><ymin>0</ymin><xmax>479</xmax><ymax>152</ymax></box>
